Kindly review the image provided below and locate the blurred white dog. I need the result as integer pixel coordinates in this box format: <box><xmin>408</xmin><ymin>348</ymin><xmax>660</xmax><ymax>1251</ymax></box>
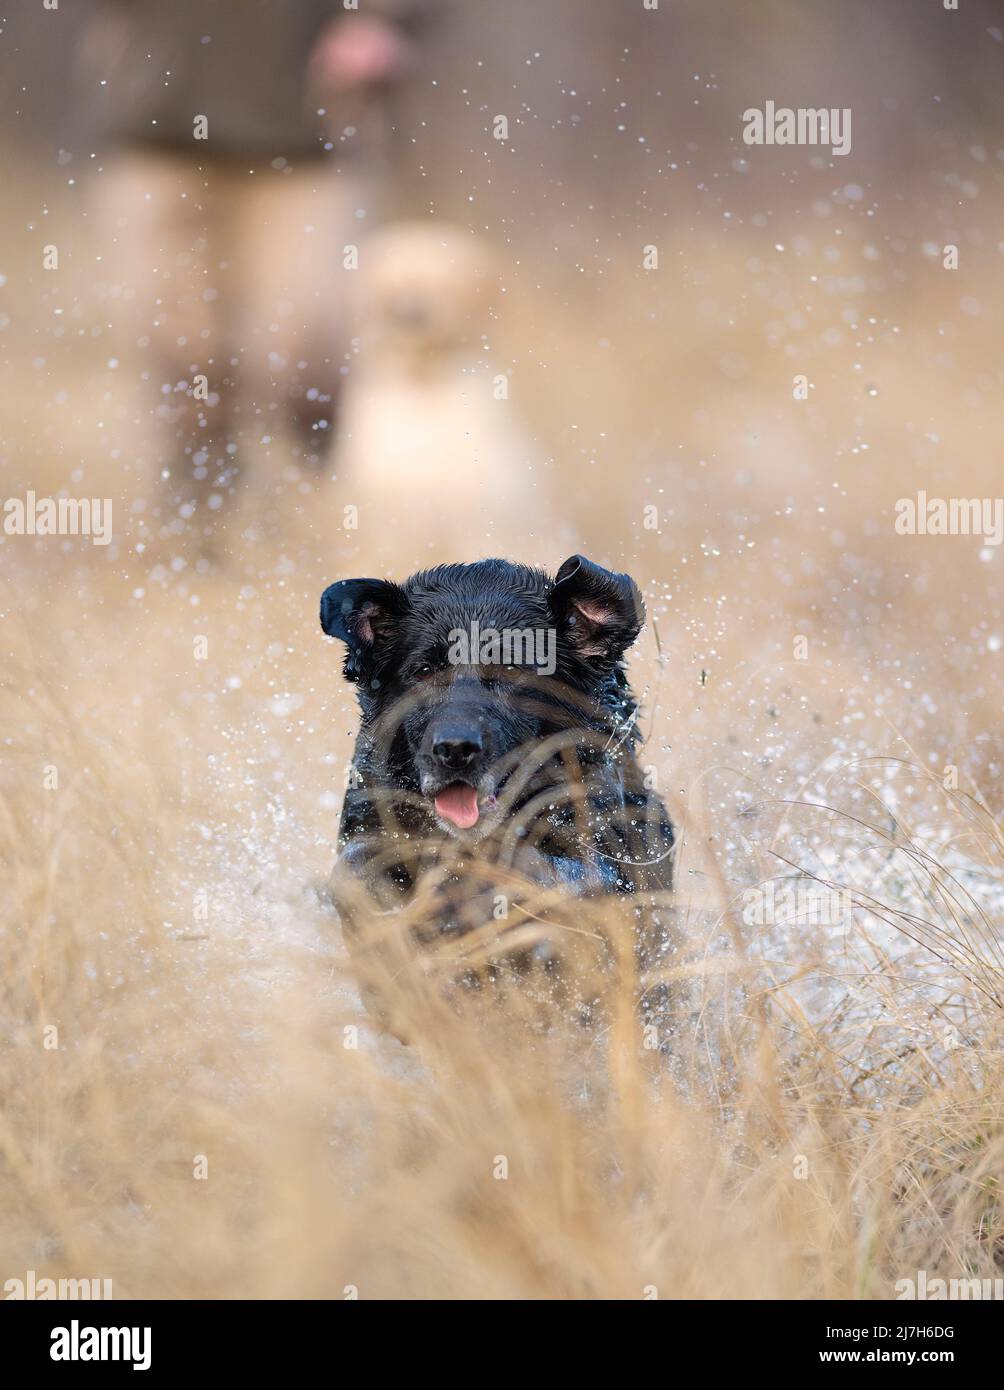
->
<box><xmin>331</xmin><ymin>222</ymin><xmax>556</xmax><ymax>566</ymax></box>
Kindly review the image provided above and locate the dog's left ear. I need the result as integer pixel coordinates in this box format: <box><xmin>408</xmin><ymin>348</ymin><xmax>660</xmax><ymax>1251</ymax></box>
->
<box><xmin>549</xmin><ymin>554</ymin><xmax>645</xmax><ymax>663</ymax></box>
<box><xmin>320</xmin><ymin>577</ymin><xmax>408</xmax><ymax>680</ymax></box>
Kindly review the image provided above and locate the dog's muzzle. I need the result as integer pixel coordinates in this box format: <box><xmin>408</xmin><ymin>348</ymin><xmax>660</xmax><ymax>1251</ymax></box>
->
<box><xmin>420</xmin><ymin>717</ymin><xmax>494</xmax><ymax>829</ymax></box>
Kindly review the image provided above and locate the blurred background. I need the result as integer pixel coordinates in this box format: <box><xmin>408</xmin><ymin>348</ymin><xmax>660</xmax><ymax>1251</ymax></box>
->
<box><xmin>3</xmin><ymin>1</ymin><xmax>1003</xmax><ymax>756</ymax></box>
<box><xmin>2</xmin><ymin>0</ymin><xmax>1004</xmax><ymax>1299</ymax></box>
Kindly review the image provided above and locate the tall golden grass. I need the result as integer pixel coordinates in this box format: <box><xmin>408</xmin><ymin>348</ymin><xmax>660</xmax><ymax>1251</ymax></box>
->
<box><xmin>2</xmin><ymin>581</ymin><xmax>1001</xmax><ymax>1300</ymax></box>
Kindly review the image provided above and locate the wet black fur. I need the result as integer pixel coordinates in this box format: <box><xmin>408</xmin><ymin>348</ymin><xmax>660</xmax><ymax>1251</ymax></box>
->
<box><xmin>320</xmin><ymin>556</ymin><xmax>675</xmax><ymax>967</ymax></box>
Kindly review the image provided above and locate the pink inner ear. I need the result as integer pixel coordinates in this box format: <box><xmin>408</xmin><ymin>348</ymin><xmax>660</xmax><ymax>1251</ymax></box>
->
<box><xmin>356</xmin><ymin>602</ymin><xmax>378</xmax><ymax>645</ymax></box>
<box><xmin>574</xmin><ymin>598</ymin><xmax>611</xmax><ymax>625</ymax></box>
<box><xmin>572</xmin><ymin>598</ymin><xmax>611</xmax><ymax>656</ymax></box>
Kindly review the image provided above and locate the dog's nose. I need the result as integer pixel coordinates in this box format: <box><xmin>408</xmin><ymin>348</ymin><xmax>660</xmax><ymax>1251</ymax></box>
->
<box><xmin>432</xmin><ymin>730</ymin><xmax>483</xmax><ymax>771</ymax></box>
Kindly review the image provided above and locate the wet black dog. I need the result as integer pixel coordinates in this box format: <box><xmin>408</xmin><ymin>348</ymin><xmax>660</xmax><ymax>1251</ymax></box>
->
<box><xmin>320</xmin><ymin>555</ymin><xmax>675</xmax><ymax>1006</ymax></box>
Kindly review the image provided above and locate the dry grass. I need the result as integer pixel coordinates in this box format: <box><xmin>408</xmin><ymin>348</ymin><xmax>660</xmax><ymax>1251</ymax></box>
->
<box><xmin>1</xmin><ymin>575</ymin><xmax>1002</xmax><ymax>1300</ymax></box>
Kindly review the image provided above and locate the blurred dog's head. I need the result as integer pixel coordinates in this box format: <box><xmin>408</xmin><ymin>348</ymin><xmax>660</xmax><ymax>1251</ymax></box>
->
<box><xmin>320</xmin><ymin>557</ymin><xmax>645</xmax><ymax>835</ymax></box>
<box><xmin>359</xmin><ymin>222</ymin><xmax>499</xmax><ymax>362</ymax></box>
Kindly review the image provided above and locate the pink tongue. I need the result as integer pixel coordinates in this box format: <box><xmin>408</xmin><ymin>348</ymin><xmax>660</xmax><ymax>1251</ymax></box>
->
<box><xmin>434</xmin><ymin>783</ymin><xmax>480</xmax><ymax>829</ymax></box>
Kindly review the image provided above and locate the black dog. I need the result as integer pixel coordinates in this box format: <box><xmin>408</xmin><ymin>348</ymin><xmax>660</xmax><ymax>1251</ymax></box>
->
<box><xmin>320</xmin><ymin>555</ymin><xmax>675</xmax><ymax>1006</ymax></box>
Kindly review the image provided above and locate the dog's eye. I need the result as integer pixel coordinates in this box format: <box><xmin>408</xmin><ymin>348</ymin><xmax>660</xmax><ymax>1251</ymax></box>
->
<box><xmin>413</xmin><ymin>663</ymin><xmax>436</xmax><ymax>680</ymax></box>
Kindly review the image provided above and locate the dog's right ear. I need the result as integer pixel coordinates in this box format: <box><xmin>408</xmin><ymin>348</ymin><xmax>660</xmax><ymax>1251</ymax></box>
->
<box><xmin>320</xmin><ymin>578</ymin><xmax>408</xmax><ymax>681</ymax></box>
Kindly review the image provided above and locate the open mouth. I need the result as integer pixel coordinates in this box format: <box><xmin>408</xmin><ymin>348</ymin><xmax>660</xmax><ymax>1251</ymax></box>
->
<box><xmin>433</xmin><ymin>781</ymin><xmax>482</xmax><ymax>830</ymax></box>
<box><xmin>430</xmin><ymin>780</ymin><xmax>500</xmax><ymax>830</ymax></box>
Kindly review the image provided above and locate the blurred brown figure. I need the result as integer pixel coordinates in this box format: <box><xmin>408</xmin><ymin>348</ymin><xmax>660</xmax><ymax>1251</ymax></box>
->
<box><xmin>79</xmin><ymin>0</ymin><xmax>424</xmax><ymax>553</ymax></box>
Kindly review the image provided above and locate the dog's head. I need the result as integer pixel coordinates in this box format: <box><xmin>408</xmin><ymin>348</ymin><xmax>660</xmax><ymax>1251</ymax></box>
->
<box><xmin>320</xmin><ymin>557</ymin><xmax>645</xmax><ymax>835</ymax></box>
<box><xmin>359</xmin><ymin>222</ymin><xmax>498</xmax><ymax>362</ymax></box>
